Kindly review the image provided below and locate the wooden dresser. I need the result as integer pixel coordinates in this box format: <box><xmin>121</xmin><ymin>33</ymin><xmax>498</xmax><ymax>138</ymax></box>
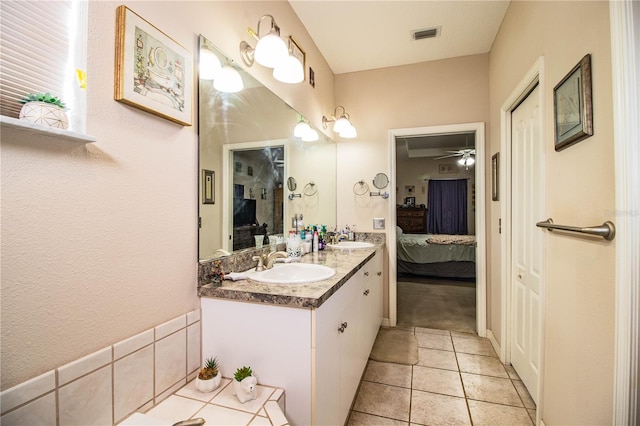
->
<box><xmin>396</xmin><ymin>207</ymin><xmax>427</xmax><ymax>233</ymax></box>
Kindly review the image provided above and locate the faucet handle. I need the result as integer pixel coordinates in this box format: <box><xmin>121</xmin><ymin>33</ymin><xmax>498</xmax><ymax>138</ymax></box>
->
<box><xmin>252</xmin><ymin>255</ymin><xmax>265</xmax><ymax>272</ymax></box>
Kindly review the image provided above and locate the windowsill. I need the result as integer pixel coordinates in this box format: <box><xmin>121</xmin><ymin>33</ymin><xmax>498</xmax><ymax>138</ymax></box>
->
<box><xmin>0</xmin><ymin>116</ymin><xmax>95</xmax><ymax>144</ymax></box>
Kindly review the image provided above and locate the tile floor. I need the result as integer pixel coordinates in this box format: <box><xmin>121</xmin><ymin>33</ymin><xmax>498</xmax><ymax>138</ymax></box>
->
<box><xmin>347</xmin><ymin>327</ymin><xmax>536</xmax><ymax>426</ymax></box>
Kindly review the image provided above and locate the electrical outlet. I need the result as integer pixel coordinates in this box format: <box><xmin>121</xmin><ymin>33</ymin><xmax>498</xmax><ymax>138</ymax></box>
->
<box><xmin>373</xmin><ymin>218</ymin><xmax>385</xmax><ymax>229</ymax></box>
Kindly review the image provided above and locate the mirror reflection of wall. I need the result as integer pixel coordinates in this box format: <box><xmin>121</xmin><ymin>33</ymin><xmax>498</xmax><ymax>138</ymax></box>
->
<box><xmin>198</xmin><ymin>35</ymin><xmax>337</xmax><ymax>260</ymax></box>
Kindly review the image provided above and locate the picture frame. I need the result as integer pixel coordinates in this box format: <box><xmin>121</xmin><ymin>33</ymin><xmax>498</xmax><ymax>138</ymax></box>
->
<box><xmin>289</xmin><ymin>36</ymin><xmax>306</xmax><ymax>82</ymax></box>
<box><xmin>405</xmin><ymin>197</ymin><xmax>416</xmax><ymax>207</ymax></box>
<box><xmin>491</xmin><ymin>153</ymin><xmax>500</xmax><ymax>201</ymax></box>
<box><xmin>202</xmin><ymin>169</ymin><xmax>215</xmax><ymax>204</ymax></box>
<box><xmin>553</xmin><ymin>54</ymin><xmax>593</xmax><ymax>151</ymax></box>
<box><xmin>114</xmin><ymin>6</ymin><xmax>193</xmax><ymax>126</ymax></box>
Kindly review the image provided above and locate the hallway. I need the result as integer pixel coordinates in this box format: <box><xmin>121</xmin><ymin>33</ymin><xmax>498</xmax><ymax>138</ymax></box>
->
<box><xmin>347</xmin><ymin>327</ymin><xmax>536</xmax><ymax>425</ymax></box>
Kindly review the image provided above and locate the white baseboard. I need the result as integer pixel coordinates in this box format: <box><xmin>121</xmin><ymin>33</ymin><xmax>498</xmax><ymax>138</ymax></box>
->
<box><xmin>486</xmin><ymin>329</ymin><xmax>502</xmax><ymax>360</ymax></box>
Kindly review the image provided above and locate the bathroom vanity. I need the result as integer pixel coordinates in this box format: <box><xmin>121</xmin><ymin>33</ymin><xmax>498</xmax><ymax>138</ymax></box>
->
<box><xmin>199</xmin><ymin>245</ymin><xmax>383</xmax><ymax>426</ymax></box>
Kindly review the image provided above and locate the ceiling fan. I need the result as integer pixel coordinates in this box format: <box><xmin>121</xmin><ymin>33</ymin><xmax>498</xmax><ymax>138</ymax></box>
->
<box><xmin>434</xmin><ymin>148</ymin><xmax>476</xmax><ymax>160</ymax></box>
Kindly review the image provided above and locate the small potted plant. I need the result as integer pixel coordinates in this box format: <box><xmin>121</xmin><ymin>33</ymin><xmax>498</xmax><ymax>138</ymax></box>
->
<box><xmin>18</xmin><ymin>92</ymin><xmax>69</xmax><ymax>129</ymax></box>
<box><xmin>232</xmin><ymin>365</ymin><xmax>258</xmax><ymax>403</ymax></box>
<box><xmin>195</xmin><ymin>356</ymin><xmax>221</xmax><ymax>393</ymax></box>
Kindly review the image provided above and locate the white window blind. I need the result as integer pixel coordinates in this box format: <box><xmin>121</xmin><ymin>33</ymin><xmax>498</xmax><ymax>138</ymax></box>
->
<box><xmin>0</xmin><ymin>0</ymin><xmax>87</xmax><ymax>132</ymax></box>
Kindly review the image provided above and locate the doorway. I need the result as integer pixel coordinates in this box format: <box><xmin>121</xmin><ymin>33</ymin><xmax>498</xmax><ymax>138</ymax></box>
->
<box><xmin>388</xmin><ymin>123</ymin><xmax>487</xmax><ymax>337</ymax></box>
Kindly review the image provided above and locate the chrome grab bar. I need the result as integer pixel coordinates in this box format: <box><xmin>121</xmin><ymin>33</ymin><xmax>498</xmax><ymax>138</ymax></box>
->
<box><xmin>536</xmin><ymin>218</ymin><xmax>616</xmax><ymax>241</ymax></box>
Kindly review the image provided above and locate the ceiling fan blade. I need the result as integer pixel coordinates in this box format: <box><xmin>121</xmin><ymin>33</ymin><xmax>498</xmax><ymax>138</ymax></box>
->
<box><xmin>434</xmin><ymin>153</ymin><xmax>461</xmax><ymax>160</ymax></box>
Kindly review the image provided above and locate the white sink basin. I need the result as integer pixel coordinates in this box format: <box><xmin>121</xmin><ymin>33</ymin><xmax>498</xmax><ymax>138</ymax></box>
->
<box><xmin>327</xmin><ymin>241</ymin><xmax>375</xmax><ymax>249</ymax></box>
<box><xmin>249</xmin><ymin>263</ymin><xmax>336</xmax><ymax>284</ymax></box>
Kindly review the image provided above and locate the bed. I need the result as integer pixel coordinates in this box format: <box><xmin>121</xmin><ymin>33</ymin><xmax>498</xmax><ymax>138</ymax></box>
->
<box><xmin>396</xmin><ymin>227</ymin><xmax>476</xmax><ymax>279</ymax></box>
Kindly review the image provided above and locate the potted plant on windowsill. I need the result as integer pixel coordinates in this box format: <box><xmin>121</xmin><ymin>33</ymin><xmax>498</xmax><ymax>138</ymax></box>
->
<box><xmin>18</xmin><ymin>92</ymin><xmax>69</xmax><ymax>129</ymax></box>
<box><xmin>232</xmin><ymin>366</ymin><xmax>258</xmax><ymax>403</ymax></box>
<box><xmin>195</xmin><ymin>356</ymin><xmax>221</xmax><ymax>393</ymax></box>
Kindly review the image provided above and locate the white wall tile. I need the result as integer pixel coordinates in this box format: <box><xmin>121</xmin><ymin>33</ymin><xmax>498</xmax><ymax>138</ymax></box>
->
<box><xmin>155</xmin><ymin>315</ymin><xmax>186</xmax><ymax>340</ymax></box>
<box><xmin>155</xmin><ymin>329</ymin><xmax>186</xmax><ymax>396</ymax></box>
<box><xmin>0</xmin><ymin>392</ymin><xmax>56</xmax><ymax>426</ymax></box>
<box><xmin>113</xmin><ymin>329</ymin><xmax>154</xmax><ymax>360</ymax></box>
<box><xmin>59</xmin><ymin>365</ymin><xmax>112</xmax><ymax>426</ymax></box>
<box><xmin>114</xmin><ymin>345</ymin><xmax>154</xmax><ymax>423</ymax></box>
<box><xmin>187</xmin><ymin>309</ymin><xmax>201</xmax><ymax>325</ymax></box>
<box><xmin>0</xmin><ymin>370</ymin><xmax>55</xmax><ymax>414</ymax></box>
<box><xmin>187</xmin><ymin>323</ymin><xmax>201</xmax><ymax>375</ymax></box>
<box><xmin>58</xmin><ymin>346</ymin><xmax>112</xmax><ymax>386</ymax></box>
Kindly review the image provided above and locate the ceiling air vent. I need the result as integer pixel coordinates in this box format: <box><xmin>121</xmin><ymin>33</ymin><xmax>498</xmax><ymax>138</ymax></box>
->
<box><xmin>411</xmin><ymin>26</ymin><xmax>441</xmax><ymax>41</ymax></box>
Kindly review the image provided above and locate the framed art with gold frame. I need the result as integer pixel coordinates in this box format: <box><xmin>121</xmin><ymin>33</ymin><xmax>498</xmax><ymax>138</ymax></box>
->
<box><xmin>114</xmin><ymin>5</ymin><xmax>193</xmax><ymax>126</ymax></box>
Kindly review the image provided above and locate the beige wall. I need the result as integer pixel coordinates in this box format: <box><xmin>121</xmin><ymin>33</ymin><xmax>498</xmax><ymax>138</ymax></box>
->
<box><xmin>334</xmin><ymin>54</ymin><xmax>490</xmax><ymax>320</ymax></box>
<box><xmin>489</xmin><ymin>1</ymin><xmax>615</xmax><ymax>423</ymax></box>
<box><xmin>0</xmin><ymin>1</ymin><xmax>335</xmax><ymax>390</ymax></box>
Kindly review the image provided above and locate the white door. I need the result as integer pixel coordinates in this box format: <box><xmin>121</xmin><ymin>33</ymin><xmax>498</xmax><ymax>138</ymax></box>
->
<box><xmin>510</xmin><ymin>84</ymin><xmax>543</xmax><ymax>403</ymax></box>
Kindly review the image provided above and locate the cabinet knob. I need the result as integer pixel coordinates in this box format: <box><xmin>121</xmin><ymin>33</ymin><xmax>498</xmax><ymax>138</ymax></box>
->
<box><xmin>338</xmin><ymin>322</ymin><xmax>348</xmax><ymax>333</ymax></box>
<box><xmin>377</xmin><ymin>272</ymin><xmax>382</xmax><ymax>276</ymax></box>
<box><xmin>364</xmin><ymin>272</ymin><xmax>369</xmax><ymax>276</ymax></box>
<box><xmin>363</xmin><ymin>289</ymin><xmax>370</xmax><ymax>296</ymax></box>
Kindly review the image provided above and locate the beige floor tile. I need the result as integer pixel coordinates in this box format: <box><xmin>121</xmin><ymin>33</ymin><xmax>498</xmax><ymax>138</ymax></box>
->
<box><xmin>513</xmin><ymin>380</ymin><xmax>536</xmax><ymax>409</ymax></box>
<box><xmin>363</xmin><ymin>361</ymin><xmax>412</xmax><ymax>388</ymax></box>
<box><xmin>450</xmin><ymin>331</ymin><xmax>477</xmax><ymax>338</ymax></box>
<box><xmin>410</xmin><ymin>390</ymin><xmax>470</xmax><ymax>426</ymax></box>
<box><xmin>417</xmin><ymin>348</ymin><xmax>459</xmax><ymax>371</ymax></box>
<box><xmin>461</xmin><ymin>373</ymin><xmax>523</xmax><ymax>407</ymax></box>
<box><xmin>527</xmin><ymin>408</ymin><xmax>537</xmax><ymax>423</ymax></box>
<box><xmin>505</xmin><ymin>364</ymin><xmax>521</xmax><ymax>380</ymax></box>
<box><xmin>415</xmin><ymin>333</ymin><xmax>453</xmax><ymax>351</ymax></box>
<box><xmin>389</xmin><ymin>325</ymin><xmax>416</xmax><ymax>334</ymax></box>
<box><xmin>456</xmin><ymin>353</ymin><xmax>508</xmax><ymax>378</ymax></box>
<box><xmin>347</xmin><ymin>411</ymin><xmax>408</xmax><ymax>425</ymax></box>
<box><xmin>414</xmin><ymin>327</ymin><xmax>451</xmax><ymax>336</ymax></box>
<box><xmin>412</xmin><ymin>366</ymin><xmax>464</xmax><ymax>397</ymax></box>
<box><xmin>467</xmin><ymin>400</ymin><xmax>533</xmax><ymax>425</ymax></box>
<box><xmin>352</xmin><ymin>381</ymin><xmax>411</xmax><ymax>422</ymax></box>
<box><xmin>452</xmin><ymin>336</ymin><xmax>496</xmax><ymax>357</ymax></box>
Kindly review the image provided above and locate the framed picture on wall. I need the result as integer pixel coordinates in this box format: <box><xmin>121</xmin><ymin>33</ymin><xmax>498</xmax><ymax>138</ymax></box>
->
<box><xmin>553</xmin><ymin>54</ymin><xmax>593</xmax><ymax>151</ymax></box>
<box><xmin>114</xmin><ymin>6</ymin><xmax>193</xmax><ymax>126</ymax></box>
<box><xmin>202</xmin><ymin>169</ymin><xmax>214</xmax><ymax>204</ymax></box>
<box><xmin>491</xmin><ymin>153</ymin><xmax>499</xmax><ymax>201</ymax></box>
<box><xmin>405</xmin><ymin>197</ymin><xmax>416</xmax><ymax>207</ymax></box>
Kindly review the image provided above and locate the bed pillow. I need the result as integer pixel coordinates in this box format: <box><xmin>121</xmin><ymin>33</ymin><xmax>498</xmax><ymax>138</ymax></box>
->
<box><xmin>396</xmin><ymin>226</ymin><xmax>404</xmax><ymax>236</ymax></box>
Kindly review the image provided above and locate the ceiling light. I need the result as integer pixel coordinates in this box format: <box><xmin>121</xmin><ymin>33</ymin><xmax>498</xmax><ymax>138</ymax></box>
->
<box><xmin>199</xmin><ymin>47</ymin><xmax>221</xmax><ymax>80</ymax></box>
<box><xmin>214</xmin><ymin>64</ymin><xmax>243</xmax><ymax>93</ymax></box>
<box><xmin>322</xmin><ymin>106</ymin><xmax>357</xmax><ymax>139</ymax></box>
<box><xmin>458</xmin><ymin>154</ymin><xmax>475</xmax><ymax>167</ymax></box>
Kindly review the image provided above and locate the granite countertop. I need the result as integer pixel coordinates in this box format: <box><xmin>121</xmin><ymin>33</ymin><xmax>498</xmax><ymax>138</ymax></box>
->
<box><xmin>198</xmin><ymin>244</ymin><xmax>381</xmax><ymax>309</ymax></box>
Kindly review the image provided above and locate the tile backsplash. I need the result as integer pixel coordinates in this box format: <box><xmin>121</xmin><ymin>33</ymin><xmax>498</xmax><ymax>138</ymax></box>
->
<box><xmin>0</xmin><ymin>309</ymin><xmax>202</xmax><ymax>425</ymax></box>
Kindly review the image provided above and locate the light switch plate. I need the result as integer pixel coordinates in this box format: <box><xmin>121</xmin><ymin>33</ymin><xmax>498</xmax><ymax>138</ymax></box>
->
<box><xmin>373</xmin><ymin>218</ymin><xmax>385</xmax><ymax>229</ymax></box>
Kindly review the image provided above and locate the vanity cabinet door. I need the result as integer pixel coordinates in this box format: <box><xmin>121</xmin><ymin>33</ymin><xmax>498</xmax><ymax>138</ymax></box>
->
<box><xmin>362</xmin><ymin>250</ymin><xmax>383</xmax><ymax>355</ymax></box>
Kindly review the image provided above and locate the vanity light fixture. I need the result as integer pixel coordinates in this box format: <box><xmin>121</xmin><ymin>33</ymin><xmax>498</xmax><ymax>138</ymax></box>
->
<box><xmin>239</xmin><ymin>15</ymin><xmax>304</xmax><ymax>84</ymax></box>
<box><xmin>293</xmin><ymin>117</ymin><xmax>319</xmax><ymax>141</ymax></box>
<box><xmin>322</xmin><ymin>106</ymin><xmax>357</xmax><ymax>138</ymax></box>
<box><xmin>213</xmin><ymin>62</ymin><xmax>244</xmax><ymax>93</ymax></box>
<box><xmin>199</xmin><ymin>47</ymin><xmax>221</xmax><ymax>80</ymax></box>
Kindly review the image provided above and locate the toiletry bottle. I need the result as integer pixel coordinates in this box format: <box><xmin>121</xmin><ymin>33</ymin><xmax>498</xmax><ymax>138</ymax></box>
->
<box><xmin>313</xmin><ymin>229</ymin><xmax>319</xmax><ymax>253</ymax></box>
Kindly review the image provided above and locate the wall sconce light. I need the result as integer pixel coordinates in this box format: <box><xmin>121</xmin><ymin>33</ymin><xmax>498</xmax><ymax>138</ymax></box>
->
<box><xmin>293</xmin><ymin>117</ymin><xmax>318</xmax><ymax>141</ymax></box>
<box><xmin>322</xmin><ymin>106</ymin><xmax>357</xmax><ymax>138</ymax></box>
<box><xmin>239</xmin><ymin>15</ymin><xmax>304</xmax><ymax>84</ymax></box>
<box><xmin>200</xmin><ymin>45</ymin><xmax>243</xmax><ymax>93</ymax></box>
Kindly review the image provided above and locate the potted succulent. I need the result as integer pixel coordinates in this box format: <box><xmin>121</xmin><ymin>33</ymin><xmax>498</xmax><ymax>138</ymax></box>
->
<box><xmin>18</xmin><ymin>92</ymin><xmax>69</xmax><ymax>129</ymax></box>
<box><xmin>195</xmin><ymin>356</ymin><xmax>221</xmax><ymax>393</ymax></box>
<box><xmin>232</xmin><ymin>366</ymin><xmax>258</xmax><ymax>403</ymax></box>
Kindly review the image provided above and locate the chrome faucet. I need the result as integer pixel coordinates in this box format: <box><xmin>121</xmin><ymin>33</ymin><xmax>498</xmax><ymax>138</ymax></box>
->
<box><xmin>264</xmin><ymin>251</ymin><xmax>288</xmax><ymax>269</ymax></box>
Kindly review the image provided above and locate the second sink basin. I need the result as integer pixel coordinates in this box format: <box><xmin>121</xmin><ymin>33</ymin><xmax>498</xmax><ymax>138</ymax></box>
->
<box><xmin>327</xmin><ymin>241</ymin><xmax>375</xmax><ymax>249</ymax></box>
<box><xmin>249</xmin><ymin>263</ymin><xmax>336</xmax><ymax>284</ymax></box>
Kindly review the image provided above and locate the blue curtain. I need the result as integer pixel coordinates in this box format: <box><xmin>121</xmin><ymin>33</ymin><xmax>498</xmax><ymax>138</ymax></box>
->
<box><xmin>427</xmin><ymin>179</ymin><xmax>468</xmax><ymax>235</ymax></box>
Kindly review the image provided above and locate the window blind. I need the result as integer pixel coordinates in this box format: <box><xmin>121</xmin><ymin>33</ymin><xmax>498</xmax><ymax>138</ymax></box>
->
<box><xmin>0</xmin><ymin>0</ymin><xmax>87</xmax><ymax>131</ymax></box>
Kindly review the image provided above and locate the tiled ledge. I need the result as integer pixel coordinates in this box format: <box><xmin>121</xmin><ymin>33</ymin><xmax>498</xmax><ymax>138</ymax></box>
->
<box><xmin>120</xmin><ymin>378</ymin><xmax>287</xmax><ymax>425</ymax></box>
<box><xmin>0</xmin><ymin>309</ymin><xmax>202</xmax><ymax>425</ymax></box>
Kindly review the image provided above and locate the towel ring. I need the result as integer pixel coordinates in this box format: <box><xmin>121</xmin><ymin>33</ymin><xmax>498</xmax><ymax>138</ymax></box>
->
<box><xmin>353</xmin><ymin>180</ymin><xmax>369</xmax><ymax>195</ymax></box>
<box><xmin>304</xmin><ymin>182</ymin><xmax>318</xmax><ymax>196</ymax></box>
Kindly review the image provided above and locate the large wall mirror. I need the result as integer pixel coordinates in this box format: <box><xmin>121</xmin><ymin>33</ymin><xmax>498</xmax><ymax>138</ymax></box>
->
<box><xmin>198</xmin><ymin>35</ymin><xmax>337</xmax><ymax>261</ymax></box>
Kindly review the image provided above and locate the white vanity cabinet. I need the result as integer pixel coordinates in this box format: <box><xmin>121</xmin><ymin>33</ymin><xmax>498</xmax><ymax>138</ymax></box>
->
<box><xmin>201</xmin><ymin>248</ymin><xmax>383</xmax><ymax>426</ymax></box>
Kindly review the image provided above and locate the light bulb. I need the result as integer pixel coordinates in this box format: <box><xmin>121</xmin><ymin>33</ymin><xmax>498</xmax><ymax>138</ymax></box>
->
<box><xmin>199</xmin><ymin>48</ymin><xmax>221</xmax><ymax>80</ymax></box>
<box><xmin>214</xmin><ymin>65</ymin><xmax>243</xmax><ymax>93</ymax></box>
<box><xmin>294</xmin><ymin>121</ymin><xmax>311</xmax><ymax>137</ymax></box>
<box><xmin>254</xmin><ymin>32</ymin><xmax>288</xmax><ymax>68</ymax></box>
<box><xmin>332</xmin><ymin>117</ymin><xmax>351</xmax><ymax>134</ymax></box>
<box><xmin>339</xmin><ymin>124</ymin><xmax>357</xmax><ymax>138</ymax></box>
<box><xmin>273</xmin><ymin>55</ymin><xmax>304</xmax><ymax>84</ymax></box>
